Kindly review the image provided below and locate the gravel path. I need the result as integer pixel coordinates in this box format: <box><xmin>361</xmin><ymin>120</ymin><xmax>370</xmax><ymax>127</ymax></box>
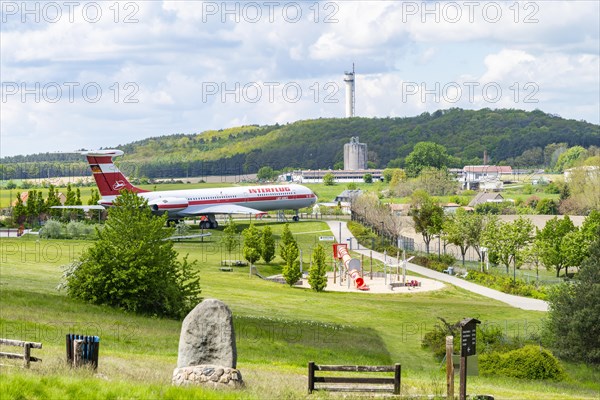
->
<box><xmin>325</xmin><ymin>220</ymin><xmax>549</xmax><ymax>312</ymax></box>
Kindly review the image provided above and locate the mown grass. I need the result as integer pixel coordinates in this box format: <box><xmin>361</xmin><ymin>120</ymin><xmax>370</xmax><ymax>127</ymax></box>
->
<box><xmin>1</xmin><ymin>221</ymin><xmax>599</xmax><ymax>399</ymax></box>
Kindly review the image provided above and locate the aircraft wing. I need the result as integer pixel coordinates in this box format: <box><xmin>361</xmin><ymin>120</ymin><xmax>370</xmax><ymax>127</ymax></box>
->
<box><xmin>180</xmin><ymin>204</ymin><xmax>263</xmax><ymax>216</ymax></box>
<box><xmin>51</xmin><ymin>205</ymin><xmax>106</xmax><ymax>211</ymax></box>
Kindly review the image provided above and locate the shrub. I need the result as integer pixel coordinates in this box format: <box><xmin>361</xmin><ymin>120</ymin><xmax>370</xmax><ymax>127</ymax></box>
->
<box><xmin>40</xmin><ymin>220</ymin><xmax>64</xmax><ymax>239</ymax></box>
<box><xmin>479</xmin><ymin>345</ymin><xmax>565</xmax><ymax>381</ymax></box>
<box><xmin>66</xmin><ymin>221</ymin><xmax>92</xmax><ymax>238</ymax></box>
<box><xmin>63</xmin><ymin>190</ymin><xmax>201</xmax><ymax>319</ymax></box>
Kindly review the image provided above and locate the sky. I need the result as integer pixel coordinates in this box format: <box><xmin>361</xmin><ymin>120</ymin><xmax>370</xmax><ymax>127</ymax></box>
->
<box><xmin>1</xmin><ymin>0</ymin><xmax>599</xmax><ymax>157</ymax></box>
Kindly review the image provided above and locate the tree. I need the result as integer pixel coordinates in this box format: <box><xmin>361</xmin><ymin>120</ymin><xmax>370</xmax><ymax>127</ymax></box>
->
<box><xmin>544</xmin><ymin>235</ymin><xmax>600</xmax><ymax>364</ymax></box>
<box><xmin>308</xmin><ymin>244</ymin><xmax>328</xmax><ymax>292</ymax></box>
<box><xmin>46</xmin><ymin>185</ymin><xmax>62</xmax><ymax>218</ymax></box>
<box><xmin>223</xmin><ymin>216</ymin><xmax>239</xmax><ymax>258</ymax></box>
<box><xmin>363</xmin><ymin>173</ymin><xmax>373</xmax><ymax>183</ymax></box>
<box><xmin>279</xmin><ymin>223</ymin><xmax>297</xmax><ymax>263</ymax></box>
<box><xmin>554</xmin><ymin>146</ymin><xmax>587</xmax><ymax>172</ymax></box>
<box><xmin>64</xmin><ymin>183</ymin><xmax>77</xmax><ymax>205</ymax></box>
<box><xmin>410</xmin><ymin>190</ymin><xmax>444</xmax><ymax>253</ymax></box>
<box><xmin>282</xmin><ymin>242</ymin><xmax>301</xmax><ymax>286</ymax></box>
<box><xmin>13</xmin><ymin>193</ymin><xmax>26</xmax><ymax>224</ymax></box>
<box><xmin>536</xmin><ymin>198</ymin><xmax>558</xmax><ymax>215</ymax></box>
<box><xmin>63</xmin><ymin>190</ymin><xmax>201</xmax><ymax>319</ymax></box>
<box><xmin>323</xmin><ymin>172</ymin><xmax>335</xmax><ymax>186</ymax></box>
<box><xmin>261</xmin><ymin>226</ymin><xmax>275</xmax><ymax>263</ymax></box>
<box><xmin>482</xmin><ymin>216</ymin><xmax>534</xmax><ymax>275</ymax></box>
<box><xmin>242</xmin><ymin>223</ymin><xmax>262</xmax><ymax>264</ymax></box>
<box><xmin>257</xmin><ymin>166</ymin><xmax>276</xmax><ymax>181</ymax></box>
<box><xmin>405</xmin><ymin>142</ymin><xmax>452</xmax><ymax>177</ymax></box>
<box><xmin>443</xmin><ymin>209</ymin><xmax>478</xmax><ymax>265</ymax></box>
<box><xmin>536</xmin><ymin>216</ymin><xmax>577</xmax><ymax>277</ymax></box>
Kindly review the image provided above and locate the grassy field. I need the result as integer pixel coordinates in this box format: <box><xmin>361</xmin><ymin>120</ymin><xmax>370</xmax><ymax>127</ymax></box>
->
<box><xmin>1</xmin><ymin>220</ymin><xmax>598</xmax><ymax>399</ymax></box>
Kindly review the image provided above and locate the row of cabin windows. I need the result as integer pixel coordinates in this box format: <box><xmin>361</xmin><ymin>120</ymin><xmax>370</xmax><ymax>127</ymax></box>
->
<box><xmin>186</xmin><ymin>192</ymin><xmax>294</xmax><ymax>201</ymax></box>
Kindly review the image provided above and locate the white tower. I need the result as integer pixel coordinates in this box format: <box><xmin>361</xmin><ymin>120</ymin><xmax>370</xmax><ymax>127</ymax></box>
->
<box><xmin>344</xmin><ymin>64</ymin><xmax>355</xmax><ymax>118</ymax></box>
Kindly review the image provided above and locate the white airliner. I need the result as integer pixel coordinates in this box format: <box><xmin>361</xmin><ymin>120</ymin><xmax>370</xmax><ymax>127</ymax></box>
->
<box><xmin>65</xmin><ymin>150</ymin><xmax>317</xmax><ymax>228</ymax></box>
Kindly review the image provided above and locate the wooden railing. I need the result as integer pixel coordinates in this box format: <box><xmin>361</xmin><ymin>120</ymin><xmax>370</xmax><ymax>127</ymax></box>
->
<box><xmin>0</xmin><ymin>338</ymin><xmax>42</xmax><ymax>368</ymax></box>
<box><xmin>308</xmin><ymin>362</ymin><xmax>401</xmax><ymax>395</ymax></box>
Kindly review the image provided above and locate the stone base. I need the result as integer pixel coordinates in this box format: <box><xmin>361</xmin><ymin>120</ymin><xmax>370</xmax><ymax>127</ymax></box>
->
<box><xmin>172</xmin><ymin>365</ymin><xmax>244</xmax><ymax>389</ymax></box>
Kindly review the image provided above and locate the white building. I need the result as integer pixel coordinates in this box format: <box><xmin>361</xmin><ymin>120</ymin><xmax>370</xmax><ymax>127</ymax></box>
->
<box><xmin>462</xmin><ymin>165</ymin><xmax>513</xmax><ymax>190</ymax></box>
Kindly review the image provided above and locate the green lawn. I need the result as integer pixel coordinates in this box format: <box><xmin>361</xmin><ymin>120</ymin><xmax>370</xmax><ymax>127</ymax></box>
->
<box><xmin>1</xmin><ymin>220</ymin><xmax>598</xmax><ymax>399</ymax></box>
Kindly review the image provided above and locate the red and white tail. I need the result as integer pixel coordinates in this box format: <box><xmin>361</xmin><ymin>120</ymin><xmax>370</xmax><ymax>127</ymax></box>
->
<box><xmin>82</xmin><ymin>150</ymin><xmax>148</xmax><ymax>196</ymax></box>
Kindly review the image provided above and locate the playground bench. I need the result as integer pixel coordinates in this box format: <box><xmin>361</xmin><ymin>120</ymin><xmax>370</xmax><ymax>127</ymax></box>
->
<box><xmin>0</xmin><ymin>338</ymin><xmax>42</xmax><ymax>368</ymax></box>
<box><xmin>221</xmin><ymin>260</ymin><xmax>248</xmax><ymax>267</ymax></box>
<box><xmin>308</xmin><ymin>362</ymin><xmax>401</xmax><ymax>395</ymax></box>
<box><xmin>389</xmin><ymin>282</ymin><xmax>403</xmax><ymax>290</ymax></box>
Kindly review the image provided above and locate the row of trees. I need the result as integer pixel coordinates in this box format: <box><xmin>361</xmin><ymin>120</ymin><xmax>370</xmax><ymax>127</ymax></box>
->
<box><xmin>12</xmin><ymin>184</ymin><xmax>101</xmax><ymax>226</ymax></box>
<box><xmin>235</xmin><ymin>222</ymin><xmax>327</xmax><ymax>292</ymax></box>
<box><xmin>409</xmin><ymin>191</ymin><xmax>600</xmax><ymax>276</ymax></box>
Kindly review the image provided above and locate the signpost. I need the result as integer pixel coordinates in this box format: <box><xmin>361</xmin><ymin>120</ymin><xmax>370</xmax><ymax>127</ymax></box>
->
<box><xmin>459</xmin><ymin>318</ymin><xmax>480</xmax><ymax>400</ymax></box>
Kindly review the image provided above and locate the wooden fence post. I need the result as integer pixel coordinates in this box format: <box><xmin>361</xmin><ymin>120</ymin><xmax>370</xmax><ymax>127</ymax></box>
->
<box><xmin>308</xmin><ymin>361</ymin><xmax>315</xmax><ymax>394</ymax></box>
<box><xmin>24</xmin><ymin>343</ymin><xmax>31</xmax><ymax>368</ymax></box>
<box><xmin>394</xmin><ymin>363</ymin><xmax>401</xmax><ymax>395</ymax></box>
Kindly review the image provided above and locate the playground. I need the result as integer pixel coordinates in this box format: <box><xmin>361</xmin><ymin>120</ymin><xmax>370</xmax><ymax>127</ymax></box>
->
<box><xmin>296</xmin><ymin>242</ymin><xmax>445</xmax><ymax>294</ymax></box>
<box><xmin>296</xmin><ymin>272</ymin><xmax>445</xmax><ymax>294</ymax></box>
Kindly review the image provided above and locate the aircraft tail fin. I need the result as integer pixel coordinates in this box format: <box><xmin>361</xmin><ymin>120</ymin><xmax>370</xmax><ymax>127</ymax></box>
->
<box><xmin>81</xmin><ymin>150</ymin><xmax>148</xmax><ymax>196</ymax></box>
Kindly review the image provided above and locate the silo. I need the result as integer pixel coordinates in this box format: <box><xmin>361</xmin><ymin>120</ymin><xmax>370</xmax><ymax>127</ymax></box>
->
<box><xmin>344</xmin><ymin>137</ymin><xmax>368</xmax><ymax>170</ymax></box>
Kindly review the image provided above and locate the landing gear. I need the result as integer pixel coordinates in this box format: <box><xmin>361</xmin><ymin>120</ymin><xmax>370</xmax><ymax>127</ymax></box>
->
<box><xmin>199</xmin><ymin>215</ymin><xmax>219</xmax><ymax>229</ymax></box>
<box><xmin>167</xmin><ymin>219</ymin><xmax>179</xmax><ymax>227</ymax></box>
<box><xmin>292</xmin><ymin>215</ymin><xmax>299</xmax><ymax>222</ymax></box>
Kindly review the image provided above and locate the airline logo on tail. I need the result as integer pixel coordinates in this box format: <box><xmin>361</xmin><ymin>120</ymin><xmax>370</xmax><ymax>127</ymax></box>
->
<box><xmin>80</xmin><ymin>150</ymin><xmax>148</xmax><ymax>196</ymax></box>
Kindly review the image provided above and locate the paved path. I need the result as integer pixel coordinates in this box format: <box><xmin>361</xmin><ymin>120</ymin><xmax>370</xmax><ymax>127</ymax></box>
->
<box><xmin>325</xmin><ymin>221</ymin><xmax>549</xmax><ymax>312</ymax></box>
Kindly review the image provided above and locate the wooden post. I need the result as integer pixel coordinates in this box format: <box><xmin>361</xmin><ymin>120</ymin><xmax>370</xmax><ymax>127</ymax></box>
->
<box><xmin>459</xmin><ymin>355</ymin><xmax>467</xmax><ymax>400</ymax></box>
<box><xmin>393</xmin><ymin>363</ymin><xmax>401</xmax><ymax>395</ymax></box>
<box><xmin>24</xmin><ymin>342</ymin><xmax>31</xmax><ymax>368</ymax></box>
<box><xmin>73</xmin><ymin>340</ymin><xmax>83</xmax><ymax>368</ymax></box>
<box><xmin>370</xmin><ymin>251</ymin><xmax>373</xmax><ymax>280</ymax></box>
<box><xmin>446</xmin><ymin>336</ymin><xmax>454</xmax><ymax>399</ymax></box>
<box><xmin>333</xmin><ymin>259</ymin><xmax>336</xmax><ymax>284</ymax></box>
<box><xmin>308</xmin><ymin>361</ymin><xmax>315</xmax><ymax>394</ymax></box>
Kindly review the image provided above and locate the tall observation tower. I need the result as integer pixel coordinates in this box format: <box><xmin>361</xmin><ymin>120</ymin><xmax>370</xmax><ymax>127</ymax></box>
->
<box><xmin>344</xmin><ymin>64</ymin><xmax>355</xmax><ymax>118</ymax></box>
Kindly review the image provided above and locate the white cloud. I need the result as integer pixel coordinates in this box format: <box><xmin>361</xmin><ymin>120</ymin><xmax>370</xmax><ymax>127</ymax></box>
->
<box><xmin>1</xmin><ymin>1</ymin><xmax>598</xmax><ymax>157</ymax></box>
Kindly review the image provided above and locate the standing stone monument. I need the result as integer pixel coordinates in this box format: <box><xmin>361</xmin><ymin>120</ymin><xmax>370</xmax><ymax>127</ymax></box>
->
<box><xmin>172</xmin><ymin>299</ymin><xmax>243</xmax><ymax>388</ymax></box>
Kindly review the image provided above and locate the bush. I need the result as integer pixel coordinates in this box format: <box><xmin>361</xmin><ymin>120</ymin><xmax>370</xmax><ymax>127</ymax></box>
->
<box><xmin>63</xmin><ymin>190</ymin><xmax>201</xmax><ymax>319</ymax></box>
<box><xmin>479</xmin><ymin>345</ymin><xmax>565</xmax><ymax>381</ymax></box>
<box><xmin>40</xmin><ymin>220</ymin><xmax>64</xmax><ymax>239</ymax></box>
<box><xmin>465</xmin><ymin>270</ymin><xmax>547</xmax><ymax>300</ymax></box>
<box><xmin>66</xmin><ymin>221</ymin><xmax>93</xmax><ymax>238</ymax></box>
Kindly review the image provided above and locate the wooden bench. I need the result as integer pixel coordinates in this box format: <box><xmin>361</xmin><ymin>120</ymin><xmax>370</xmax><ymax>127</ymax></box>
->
<box><xmin>221</xmin><ymin>260</ymin><xmax>248</xmax><ymax>267</ymax></box>
<box><xmin>308</xmin><ymin>362</ymin><xmax>401</xmax><ymax>395</ymax></box>
<box><xmin>0</xmin><ymin>338</ymin><xmax>42</xmax><ymax>368</ymax></box>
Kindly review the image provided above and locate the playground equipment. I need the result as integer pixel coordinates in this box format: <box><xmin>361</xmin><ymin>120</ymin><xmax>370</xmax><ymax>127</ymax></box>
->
<box><xmin>333</xmin><ymin>244</ymin><xmax>370</xmax><ymax>291</ymax></box>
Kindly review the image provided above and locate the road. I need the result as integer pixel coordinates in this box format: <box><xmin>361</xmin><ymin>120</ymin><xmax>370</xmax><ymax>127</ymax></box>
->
<box><xmin>325</xmin><ymin>220</ymin><xmax>549</xmax><ymax>312</ymax></box>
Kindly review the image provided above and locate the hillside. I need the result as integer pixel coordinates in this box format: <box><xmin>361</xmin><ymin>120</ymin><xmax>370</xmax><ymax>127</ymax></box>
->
<box><xmin>2</xmin><ymin>108</ymin><xmax>599</xmax><ymax>179</ymax></box>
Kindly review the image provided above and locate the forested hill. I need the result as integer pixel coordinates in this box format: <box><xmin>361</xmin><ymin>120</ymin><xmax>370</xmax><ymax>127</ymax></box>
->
<box><xmin>2</xmin><ymin>108</ymin><xmax>599</xmax><ymax>178</ymax></box>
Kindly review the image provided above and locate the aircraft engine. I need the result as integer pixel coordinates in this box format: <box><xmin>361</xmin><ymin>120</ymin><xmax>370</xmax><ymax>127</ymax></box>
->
<box><xmin>148</xmin><ymin>197</ymin><xmax>189</xmax><ymax>213</ymax></box>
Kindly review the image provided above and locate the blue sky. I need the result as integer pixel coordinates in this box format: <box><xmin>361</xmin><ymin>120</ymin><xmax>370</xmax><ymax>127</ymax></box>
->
<box><xmin>1</xmin><ymin>1</ymin><xmax>599</xmax><ymax>157</ymax></box>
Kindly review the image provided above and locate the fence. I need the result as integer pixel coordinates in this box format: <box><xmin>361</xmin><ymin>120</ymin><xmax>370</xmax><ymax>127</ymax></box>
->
<box><xmin>308</xmin><ymin>362</ymin><xmax>401</xmax><ymax>395</ymax></box>
<box><xmin>0</xmin><ymin>338</ymin><xmax>42</xmax><ymax>368</ymax></box>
